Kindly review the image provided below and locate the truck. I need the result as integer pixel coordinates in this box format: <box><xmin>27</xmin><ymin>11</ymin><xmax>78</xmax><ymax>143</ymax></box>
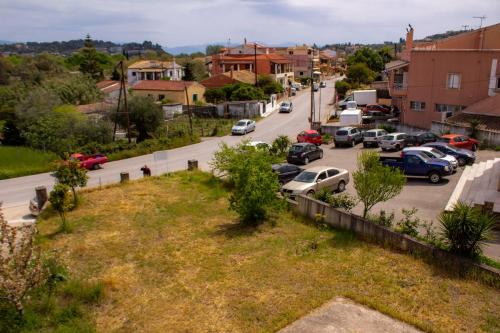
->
<box><xmin>338</xmin><ymin>90</ymin><xmax>377</xmax><ymax>109</ymax></box>
<box><xmin>379</xmin><ymin>151</ymin><xmax>453</xmax><ymax>184</ymax></box>
<box><xmin>70</xmin><ymin>153</ymin><xmax>108</xmax><ymax>170</ymax></box>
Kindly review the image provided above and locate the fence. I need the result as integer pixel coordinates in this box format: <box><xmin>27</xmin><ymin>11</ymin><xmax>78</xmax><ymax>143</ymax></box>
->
<box><xmin>216</xmin><ymin>101</ymin><xmax>264</xmax><ymax>118</ymax></box>
<box><xmin>292</xmin><ymin>194</ymin><xmax>500</xmax><ymax>287</ymax></box>
<box><xmin>431</xmin><ymin>121</ymin><xmax>500</xmax><ymax>145</ymax></box>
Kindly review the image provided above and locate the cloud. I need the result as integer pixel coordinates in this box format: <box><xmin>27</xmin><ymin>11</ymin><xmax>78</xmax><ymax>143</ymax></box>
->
<box><xmin>0</xmin><ymin>0</ymin><xmax>499</xmax><ymax>46</ymax></box>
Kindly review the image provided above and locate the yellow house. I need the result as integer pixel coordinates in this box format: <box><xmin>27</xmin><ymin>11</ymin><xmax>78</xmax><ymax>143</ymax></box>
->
<box><xmin>131</xmin><ymin>80</ymin><xmax>206</xmax><ymax>105</ymax></box>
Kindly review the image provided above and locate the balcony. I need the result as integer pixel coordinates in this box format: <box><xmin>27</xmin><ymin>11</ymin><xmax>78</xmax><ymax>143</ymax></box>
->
<box><xmin>391</xmin><ymin>82</ymin><xmax>407</xmax><ymax>96</ymax></box>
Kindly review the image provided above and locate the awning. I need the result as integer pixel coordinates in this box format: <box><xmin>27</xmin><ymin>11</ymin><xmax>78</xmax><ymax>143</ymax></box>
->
<box><xmin>385</xmin><ymin>60</ymin><xmax>409</xmax><ymax>71</ymax></box>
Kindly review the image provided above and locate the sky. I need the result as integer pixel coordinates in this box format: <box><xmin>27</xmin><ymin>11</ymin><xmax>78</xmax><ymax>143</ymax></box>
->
<box><xmin>1</xmin><ymin>0</ymin><xmax>499</xmax><ymax>46</ymax></box>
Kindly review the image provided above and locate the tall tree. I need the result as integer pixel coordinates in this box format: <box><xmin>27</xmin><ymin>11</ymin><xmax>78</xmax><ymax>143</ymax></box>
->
<box><xmin>120</xmin><ymin>95</ymin><xmax>163</xmax><ymax>142</ymax></box>
<box><xmin>205</xmin><ymin>44</ymin><xmax>223</xmax><ymax>56</ymax></box>
<box><xmin>182</xmin><ymin>60</ymin><xmax>195</xmax><ymax>81</ymax></box>
<box><xmin>79</xmin><ymin>34</ymin><xmax>103</xmax><ymax>80</ymax></box>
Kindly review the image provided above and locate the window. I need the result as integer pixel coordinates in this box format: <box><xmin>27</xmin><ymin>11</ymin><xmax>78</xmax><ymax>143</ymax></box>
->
<box><xmin>132</xmin><ymin>71</ymin><xmax>137</xmax><ymax>76</ymax></box>
<box><xmin>158</xmin><ymin>94</ymin><xmax>165</xmax><ymax>101</ymax></box>
<box><xmin>289</xmin><ymin>51</ymin><xmax>293</xmax><ymax>55</ymax></box>
<box><xmin>317</xmin><ymin>172</ymin><xmax>327</xmax><ymax>181</ymax></box>
<box><xmin>410</xmin><ymin>101</ymin><xmax>426</xmax><ymax>111</ymax></box>
<box><xmin>192</xmin><ymin>94</ymin><xmax>198</xmax><ymax>102</ymax></box>
<box><xmin>497</xmin><ymin>77</ymin><xmax>500</xmax><ymax>89</ymax></box>
<box><xmin>327</xmin><ymin>169</ymin><xmax>339</xmax><ymax>177</ymax></box>
<box><xmin>299</xmin><ymin>71</ymin><xmax>304</xmax><ymax>76</ymax></box>
<box><xmin>435</xmin><ymin>104</ymin><xmax>462</xmax><ymax>112</ymax></box>
<box><xmin>447</xmin><ymin>73</ymin><xmax>461</xmax><ymax>89</ymax></box>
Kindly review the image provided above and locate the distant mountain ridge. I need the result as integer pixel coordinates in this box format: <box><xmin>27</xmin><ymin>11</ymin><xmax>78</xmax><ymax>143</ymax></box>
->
<box><xmin>0</xmin><ymin>40</ymin><xmax>15</xmax><ymax>45</ymax></box>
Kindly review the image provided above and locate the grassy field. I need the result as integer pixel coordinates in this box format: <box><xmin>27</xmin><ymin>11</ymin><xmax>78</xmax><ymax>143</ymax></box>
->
<box><xmin>0</xmin><ymin>146</ymin><xmax>59</xmax><ymax>179</ymax></box>
<box><xmin>32</xmin><ymin>171</ymin><xmax>500</xmax><ymax>333</ymax></box>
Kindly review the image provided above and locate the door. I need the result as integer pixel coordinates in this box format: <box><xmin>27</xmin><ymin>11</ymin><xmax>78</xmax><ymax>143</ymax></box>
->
<box><xmin>315</xmin><ymin>171</ymin><xmax>328</xmax><ymax>191</ymax></box>
<box><xmin>327</xmin><ymin>168</ymin><xmax>340</xmax><ymax>190</ymax></box>
<box><xmin>406</xmin><ymin>155</ymin><xmax>425</xmax><ymax>175</ymax></box>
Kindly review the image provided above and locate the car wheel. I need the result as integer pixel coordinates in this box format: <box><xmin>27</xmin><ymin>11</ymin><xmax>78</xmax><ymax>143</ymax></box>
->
<box><xmin>304</xmin><ymin>157</ymin><xmax>309</xmax><ymax>165</ymax></box>
<box><xmin>351</xmin><ymin>140</ymin><xmax>355</xmax><ymax>147</ymax></box>
<box><xmin>319</xmin><ymin>151</ymin><xmax>323</xmax><ymax>159</ymax></box>
<box><xmin>395</xmin><ymin>144</ymin><xmax>401</xmax><ymax>151</ymax></box>
<box><xmin>306</xmin><ymin>190</ymin><xmax>315</xmax><ymax>197</ymax></box>
<box><xmin>471</xmin><ymin>144</ymin><xmax>477</xmax><ymax>151</ymax></box>
<box><xmin>337</xmin><ymin>180</ymin><xmax>346</xmax><ymax>192</ymax></box>
<box><xmin>93</xmin><ymin>164</ymin><xmax>100</xmax><ymax>170</ymax></box>
<box><xmin>279</xmin><ymin>180</ymin><xmax>285</xmax><ymax>187</ymax></box>
<box><xmin>457</xmin><ymin>157</ymin><xmax>466</xmax><ymax>166</ymax></box>
<box><xmin>428</xmin><ymin>172</ymin><xmax>441</xmax><ymax>184</ymax></box>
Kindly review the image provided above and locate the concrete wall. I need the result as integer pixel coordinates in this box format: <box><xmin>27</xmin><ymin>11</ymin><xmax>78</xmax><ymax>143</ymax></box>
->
<box><xmin>132</xmin><ymin>83</ymin><xmax>206</xmax><ymax>105</ymax></box>
<box><xmin>431</xmin><ymin>121</ymin><xmax>500</xmax><ymax>145</ymax></box>
<box><xmin>216</xmin><ymin>101</ymin><xmax>263</xmax><ymax>118</ymax></box>
<box><xmin>294</xmin><ymin>195</ymin><xmax>500</xmax><ymax>287</ymax></box>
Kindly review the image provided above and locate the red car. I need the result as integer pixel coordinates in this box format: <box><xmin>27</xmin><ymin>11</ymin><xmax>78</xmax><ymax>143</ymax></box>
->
<box><xmin>297</xmin><ymin>130</ymin><xmax>323</xmax><ymax>146</ymax></box>
<box><xmin>440</xmin><ymin>134</ymin><xmax>479</xmax><ymax>151</ymax></box>
<box><xmin>70</xmin><ymin>153</ymin><xmax>108</xmax><ymax>170</ymax></box>
<box><xmin>363</xmin><ymin>104</ymin><xmax>392</xmax><ymax>114</ymax></box>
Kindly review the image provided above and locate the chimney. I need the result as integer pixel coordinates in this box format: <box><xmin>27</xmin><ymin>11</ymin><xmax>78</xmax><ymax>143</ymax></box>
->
<box><xmin>406</xmin><ymin>26</ymin><xmax>414</xmax><ymax>51</ymax></box>
<box><xmin>244</xmin><ymin>38</ymin><xmax>247</xmax><ymax>45</ymax></box>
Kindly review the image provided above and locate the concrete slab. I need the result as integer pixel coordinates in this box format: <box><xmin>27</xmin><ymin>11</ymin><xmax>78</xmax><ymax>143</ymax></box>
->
<box><xmin>279</xmin><ymin>297</ymin><xmax>422</xmax><ymax>333</ymax></box>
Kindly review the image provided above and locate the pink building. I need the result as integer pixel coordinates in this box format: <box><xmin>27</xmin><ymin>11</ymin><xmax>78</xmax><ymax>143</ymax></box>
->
<box><xmin>386</xmin><ymin>23</ymin><xmax>500</xmax><ymax>129</ymax></box>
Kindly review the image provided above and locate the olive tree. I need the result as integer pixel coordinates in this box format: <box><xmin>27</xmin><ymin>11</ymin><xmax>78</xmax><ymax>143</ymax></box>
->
<box><xmin>353</xmin><ymin>151</ymin><xmax>406</xmax><ymax>218</ymax></box>
<box><xmin>53</xmin><ymin>159</ymin><xmax>88</xmax><ymax>206</ymax></box>
<box><xmin>0</xmin><ymin>204</ymin><xmax>46</xmax><ymax>317</ymax></box>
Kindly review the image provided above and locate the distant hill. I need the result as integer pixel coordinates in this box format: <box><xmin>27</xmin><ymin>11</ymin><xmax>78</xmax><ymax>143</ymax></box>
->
<box><xmin>0</xmin><ymin>40</ymin><xmax>15</xmax><ymax>45</ymax></box>
<box><xmin>165</xmin><ymin>43</ymin><xmax>240</xmax><ymax>55</ymax></box>
<box><xmin>0</xmin><ymin>39</ymin><xmax>165</xmax><ymax>55</ymax></box>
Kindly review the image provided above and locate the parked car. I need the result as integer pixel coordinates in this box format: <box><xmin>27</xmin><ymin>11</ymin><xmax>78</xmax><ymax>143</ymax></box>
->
<box><xmin>287</xmin><ymin>143</ymin><xmax>323</xmax><ymax>165</ymax></box>
<box><xmin>363</xmin><ymin>129</ymin><xmax>388</xmax><ymax>148</ymax></box>
<box><xmin>231</xmin><ymin>119</ymin><xmax>256</xmax><ymax>135</ymax></box>
<box><xmin>405</xmin><ymin>132</ymin><xmax>441</xmax><ymax>146</ymax></box>
<box><xmin>334</xmin><ymin>127</ymin><xmax>363</xmax><ymax>147</ymax></box>
<box><xmin>423</xmin><ymin>142</ymin><xmax>476</xmax><ymax>166</ymax></box>
<box><xmin>364</xmin><ymin>104</ymin><xmax>392</xmax><ymax>114</ymax></box>
<box><xmin>362</xmin><ymin>111</ymin><xmax>392</xmax><ymax>123</ymax></box>
<box><xmin>281</xmin><ymin>166</ymin><xmax>350</xmax><ymax>199</ymax></box>
<box><xmin>272</xmin><ymin>163</ymin><xmax>303</xmax><ymax>186</ymax></box>
<box><xmin>70</xmin><ymin>153</ymin><xmax>108</xmax><ymax>170</ymax></box>
<box><xmin>279</xmin><ymin>101</ymin><xmax>293</xmax><ymax>113</ymax></box>
<box><xmin>440</xmin><ymin>134</ymin><xmax>479</xmax><ymax>151</ymax></box>
<box><xmin>320</xmin><ymin>81</ymin><xmax>327</xmax><ymax>88</ymax></box>
<box><xmin>290</xmin><ymin>87</ymin><xmax>297</xmax><ymax>96</ymax></box>
<box><xmin>402</xmin><ymin>147</ymin><xmax>458</xmax><ymax>172</ymax></box>
<box><xmin>297</xmin><ymin>129</ymin><xmax>323</xmax><ymax>145</ymax></box>
<box><xmin>379</xmin><ymin>133</ymin><xmax>408</xmax><ymax>151</ymax></box>
<box><xmin>380</xmin><ymin>151</ymin><xmax>453</xmax><ymax>184</ymax></box>
<box><xmin>247</xmin><ymin>140</ymin><xmax>270</xmax><ymax>150</ymax></box>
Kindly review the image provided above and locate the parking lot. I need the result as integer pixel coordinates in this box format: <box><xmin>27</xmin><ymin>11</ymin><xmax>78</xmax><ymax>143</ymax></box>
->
<box><xmin>303</xmin><ymin>142</ymin><xmax>499</xmax><ymax>245</ymax></box>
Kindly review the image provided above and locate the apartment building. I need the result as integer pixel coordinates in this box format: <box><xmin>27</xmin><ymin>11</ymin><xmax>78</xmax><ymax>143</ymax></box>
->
<box><xmin>386</xmin><ymin>23</ymin><xmax>500</xmax><ymax>129</ymax></box>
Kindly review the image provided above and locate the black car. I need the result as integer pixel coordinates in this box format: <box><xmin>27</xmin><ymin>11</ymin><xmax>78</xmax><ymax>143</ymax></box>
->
<box><xmin>287</xmin><ymin>143</ymin><xmax>323</xmax><ymax>165</ymax></box>
<box><xmin>272</xmin><ymin>163</ymin><xmax>303</xmax><ymax>186</ymax></box>
<box><xmin>406</xmin><ymin>132</ymin><xmax>440</xmax><ymax>146</ymax></box>
<box><xmin>423</xmin><ymin>142</ymin><xmax>476</xmax><ymax>166</ymax></box>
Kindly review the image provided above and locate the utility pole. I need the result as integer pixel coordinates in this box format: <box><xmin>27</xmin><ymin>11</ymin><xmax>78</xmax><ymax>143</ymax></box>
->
<box><xmin>254</xmin><ymin>43</ymin><xmax>258</xmax><ymax>87</ymax></box>
<box><xmin>318</xmin><ymin>81</ymin><xmax>322</xmax><ymax>125</ymax></box>
<box><xmin>184</xmin><ymin>85</ymin><xmax>193</xmax><ymax>137</ymax></box>
<box><xmin>112</xmin><ymin>60</ymin><xmax>131</xmax><ymax>143</ymax></box>
<box><xmin>310</xmin><ymin>52</ymin><xmax>315</xmax><ymax>129</ymax></box>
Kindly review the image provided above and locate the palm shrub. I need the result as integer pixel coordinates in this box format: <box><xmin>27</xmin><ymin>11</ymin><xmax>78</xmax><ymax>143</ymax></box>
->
<box><xmin>439</xmin><ymin>201</ymin><xmax>497</xmax><ymax>257</ymax></box>
<box><xmin>270</xmin><ymin>135</ymin><xmax>291</xmax><ymax>157</ymax></box>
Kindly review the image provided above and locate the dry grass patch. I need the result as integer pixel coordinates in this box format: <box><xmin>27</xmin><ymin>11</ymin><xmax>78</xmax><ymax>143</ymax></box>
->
<box><xmin>36</xmin><ymin>171</ymin><xmax>500</xmax><ymax>333</ymax></box>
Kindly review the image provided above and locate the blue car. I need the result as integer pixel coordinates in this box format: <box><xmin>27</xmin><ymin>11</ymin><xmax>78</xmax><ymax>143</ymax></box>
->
<box><xmin>423</xmin><ymin>142</ymin><xmax>475</xmax><ymax>166</ymax></box>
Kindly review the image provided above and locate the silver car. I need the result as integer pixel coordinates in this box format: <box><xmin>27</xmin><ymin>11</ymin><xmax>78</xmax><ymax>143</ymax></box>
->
<box><xmin>363</xmin><ymin>129</ymin><xmax>387</xmax><ymax>148</ymax></box>
<box><xmin>334</xmin><ymin>127</ymin><xmax>363</xmax><ymax>147</ymax></box>
<box><xmin>380</xmin><ymin>132</ymin><xmax>407</xmax><ymax>151</ymax></box>
<box><xmin>279</xmin><ymin>101</ymin><xmax>293</xmax><ymax>113</ymax></box>
<box><xmin>281</xmin><ymin>166</ymin><xmax>350</xmax><ymax>200</ymax></box>
<box><xmin>231</xmin><ymin>119</ymin><xmax>256</xmax><ymax>135</ymax></box>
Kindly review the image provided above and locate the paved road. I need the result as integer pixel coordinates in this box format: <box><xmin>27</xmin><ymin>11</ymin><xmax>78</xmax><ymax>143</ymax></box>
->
<box><xmin>0</xmin><ymin>78</ymin><xmax>338</xmax><ymax>221</ymax></box>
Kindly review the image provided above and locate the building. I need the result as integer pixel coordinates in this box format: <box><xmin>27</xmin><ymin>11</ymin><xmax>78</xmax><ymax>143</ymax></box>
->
<box><xmin>200</xmin><ymin>70</ymin><xmax>256</xmax><ymax>89</ymax></box>
<box><xmin>211</xmin><ymin>52</ymin><xmax>293</xmax><ymax>89</ymax></box>
<box><xmin>275</xmin><ymin>45</ymin><xmax>320</xmax><ymax>79</ymax></box>
<box><xmin>131</xmin><ymin>80</ymin><xmax>206</xmax><ymax>105</ymax></box>
<box><xmin>127</xmin><ymin>60</ymin><xmax>184</xmax><ymax>85</ymax></box>
<box><xmin>386</xmin><ymin>23</ymin><xmax>500</xmax><ymax>129</ymax></box>
<box><xmin>96</xmin><ymin>80</ymin><xmax>122</xmax><ymax>100</ymax></box>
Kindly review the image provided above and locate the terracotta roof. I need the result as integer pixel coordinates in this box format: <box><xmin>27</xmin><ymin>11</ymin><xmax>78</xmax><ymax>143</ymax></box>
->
<box><xmin>200</xmin><ymin>70</ymin><xmax>256</xmax><ymax>89</ymax></box>
<box><xmin>77</xmin><ymin>102</ymin><xmax>115</xmax><ymax>114</ymax></box>
<box><xmin>445</xmin><ymin>112</ymin><xmax>500</xmax><ymax>132</ymax></box>
<box><xmin>385</xmin><ymin>60</ymin><xmax>409</xmax><ymax>71</ymax></box>
<box><xmin>131</xmin><ymin>80</ymin><xmax>195</xmax><ymax>91</ymax></box>
<box><xmin>218</xmin><ymin>53</ymin><xmax>291</xmax><ymax>64</ymax></box>
<box><xmin>462</xmin><ymin>94</ymin><xmax>500</xmax><ymax>117</ymax></box>
<box><xmin>96</xmin><ymin>80</ymin><xmax>118</xmax><ymax>89</ymax></box>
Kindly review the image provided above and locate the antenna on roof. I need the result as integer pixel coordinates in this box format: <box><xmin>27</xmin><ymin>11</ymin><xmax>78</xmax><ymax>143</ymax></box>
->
<box><xmin>473</xmin><ymin>15</ymin><xmax>486</xmax><ymax>28</ymax></box>
<box><xmin>461</xmin><ymin>25</ymin><xmax>469</xmax><ymax>31</ymax></box>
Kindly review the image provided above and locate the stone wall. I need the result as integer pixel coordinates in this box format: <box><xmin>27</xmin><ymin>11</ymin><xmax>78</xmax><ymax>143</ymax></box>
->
<box><xmin>293</xmin><ymin>195</ymin><xmax>500</xmax><ymax>287</ymax></box>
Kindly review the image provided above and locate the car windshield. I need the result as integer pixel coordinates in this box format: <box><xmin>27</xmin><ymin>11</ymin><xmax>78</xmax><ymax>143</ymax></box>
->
<box><xmin>336</xmin><ymin>130</ymin><xmax>348</xmax><ymax>136</ymax></box>
<box><xmin>289</xmin><ymin>145</ymin><xmax>304</xmax><ymax>153</ymax></box>
<box><xmin>365</xmin><ymin>132</ymin><xmax>376</xmax><ymax>137</ymax></box>
<box><xmin>281</xmin><ymin>102</ymin><xmax>289</xmax><ymax>107</ymax></box>
<box><xmin>418</xmin><ymin>153</ymin><xmax>431</xmax><ymax>162</ymax></box>
<box><xmin>430</xmin><ymin>148</ymin><xmax>445</xmax><ymax>158</ymax></box>
<box><xmin>383</xmin><ymin>135</ymin><xmax>394</xmax><ymax>140</ymax></box>
<box><xmin>236</xmin><ymin>121</ymin><xmax>246</xmax><ymax>126</ymax></box>
<box><xmin>294</xmin><ymin>171</ymin><xmax>317</xmax><ymax>183</ymax></box>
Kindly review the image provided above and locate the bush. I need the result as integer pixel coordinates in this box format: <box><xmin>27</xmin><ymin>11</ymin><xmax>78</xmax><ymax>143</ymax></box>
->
<box><xmin>314</xmin><ymin>188</ymin><xmax>333</xmax><ymax>203</ymax></box>
<box><xmin>369</xmin><ymin>210</ymin><xmax>395</xmax><ymax>228</ymax></box>
<box><xmin>211</xmin><ymin>142</ymin><xmax>281</xmax><ymax>225</ymax></box>
<box><xmin>346</xmin><ymin>63</ymin><xmax>375</xmax><ymax>85</ymax></box>
<box><xmin>396</xmin><ymin>208</ymin><xmax>420</xmax><ymax>237</ymax></box>
<box><xmin>269</xmin><ymin>135</ymin><xmax>291</xmax><ymax>157</ymax></box>
<box><xmin>439</xmin><ymin>201</ymin><xmax>497</xmax><ymax>257</ymax></box>
<box><xmin>334</xmin><ymin>80</ymin><xmax>351</xmax><ymax>98</ymax></box>
<box><xmin>314</xmin><ymin>189</ymin><xmax>357</xmax><ymax>212</ymax></box>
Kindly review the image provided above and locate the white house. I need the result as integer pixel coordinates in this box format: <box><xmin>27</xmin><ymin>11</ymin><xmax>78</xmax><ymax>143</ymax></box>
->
<box><xmin>127</xmin><ymin>60</ymin><xmax>185</xmax><ymax>85</ymax></box>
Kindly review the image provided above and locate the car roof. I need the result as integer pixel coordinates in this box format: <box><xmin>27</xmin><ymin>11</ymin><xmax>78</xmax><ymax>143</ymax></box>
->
<box><xmin>367</xmin><ymin>128</ymin><xmax>385</xmax><ymax>132</ymax></box>
<box><xmin>303</xmin><ymin>129</ymin><xmax>318</xmax><ymax>134</ymax></box>
<box><xmin>292</xmin><ymin>142</ymin><xmax>314</xmax><ymax>147</ymax></box>
<box><xmin>338</xmin><ymin>127</ymin><xmax>355</xmax><ymax>130</ymax></box>
<box><xmin>403</xmin><ymin>147</ymin><xmax>432</xmax><ymax>152</ymax></box>
<box><xmin>304</xmin><ymin>166</ymin><xmax>345</xmax><ymax>173</ymax></box>
<box><xmin>441</xmin><ymin>134</ymin><xmax>459</xmax><ymax>138</ymax></box>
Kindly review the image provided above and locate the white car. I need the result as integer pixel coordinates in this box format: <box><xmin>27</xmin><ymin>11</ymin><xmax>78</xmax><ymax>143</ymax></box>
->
<box><xmin>231</xmin><ymin>119</ymin><xmax>256</xmax><ymax>135</ymax></box>
<box><xmin>380</xmin><ymin>132</ymin><xmax>407</xmax><ymax>151</ymax></box>
<box><xmin>403</xmin><ymin>147</ymin><xmax>459</xmax><ymax>172</ymax></box>
<box><xmin>247</xmin><ymin>140</ymin><xmax>270</xmax><ymax>150</ymax></box>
